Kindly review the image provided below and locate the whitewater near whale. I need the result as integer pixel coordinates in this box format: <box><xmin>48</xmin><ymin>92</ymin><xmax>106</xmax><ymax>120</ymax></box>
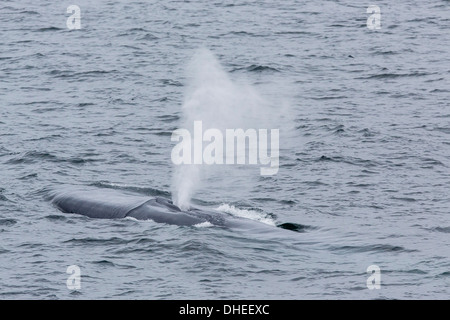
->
<box><xmin>50</xmin><ymin>187</ymin><xmax>304</xmax><ymax>233</ymax></box>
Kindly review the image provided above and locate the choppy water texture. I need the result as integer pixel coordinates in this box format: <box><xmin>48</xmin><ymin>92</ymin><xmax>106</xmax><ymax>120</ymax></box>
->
<box><xmin>1</xmin><ymin>0</ymin><xmax>449</xmax><ymax>299</ymax></box>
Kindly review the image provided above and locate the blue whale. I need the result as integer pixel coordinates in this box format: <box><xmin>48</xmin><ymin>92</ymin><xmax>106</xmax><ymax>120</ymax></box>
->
<box><xmin>51</xmin><ymin>187</ymin><xmax>304</xmax><ymax>232</ymax></box>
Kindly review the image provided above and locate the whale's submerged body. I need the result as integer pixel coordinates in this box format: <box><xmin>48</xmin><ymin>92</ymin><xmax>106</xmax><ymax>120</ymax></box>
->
<box><xmin>50</xmin><ymin>187</ymin><xmax>304</xmax><ymax>233</ymax></box>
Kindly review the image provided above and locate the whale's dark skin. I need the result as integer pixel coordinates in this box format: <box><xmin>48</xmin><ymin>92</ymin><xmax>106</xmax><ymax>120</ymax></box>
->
<box><xmin>51</xmin><ymin>188</ymin><xmax>304</xmax><ymax>232</ymax></box>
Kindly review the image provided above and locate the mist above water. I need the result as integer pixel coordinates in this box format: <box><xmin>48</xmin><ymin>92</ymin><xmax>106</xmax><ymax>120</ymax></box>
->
<box><xmin>171</xmin><ymin>48</ymin><xmax>272</xmax><ymax>209</ymax></box>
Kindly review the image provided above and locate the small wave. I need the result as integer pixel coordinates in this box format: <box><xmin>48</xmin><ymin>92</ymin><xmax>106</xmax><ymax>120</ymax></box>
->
<box><xmin>117</xmin><ymin>28</ymin><xmax>148</xmax><ymax>37</ymax></box>
<box><xmin>29</xmin><ymin>106</ymin><xmax>59</xmax><ymax>114</ymax></box>
<box><xmin>311</xmin><ymin>96</ymin><xmax>347</xmax><ymax>100</ymax></box>
<box><xmin>137</xmin><ymin>33</ymin><xmax>159</xmax><ymax>41</ymax></box>
<box><xmin>77</xmin><ymin>102</ymin><xmax>95</xmax><ymax>107</ymax></box>
<box><xmin>5</xmin><ymin>151</ymin><xmax>56</xmax><ymax>164</ymax></box>
<box><xmin>433</xmin><ymin>127</ymin><xmax>450</xmax><ymax>135</ymax></box>
<box><xmin>430</xmin><ymin>89</ymin><xmax>449</xmax><ymax>93</ymax></box>
<box><xmin>157</xmin><ymin>114</ymin><xmax>179</xmax><ymax>123</ymax></box>
<box><xmin>320</xmin><ymin>124</ymin><xmax>345</xmax><ymax>133</ymax></box>
<box><xmin>390</xmin><ymin>196</ymin><xmax>417</xmax><ymax>203</ymax></box>
<box><xmin>35</xmin><ymin>27</ymin><xmax>62</xmax><ymax>32</ymax></box>
<box><xmin>250</xmin><ymin>197</ymin><xmax>276</xmax><ymax>203</ymax></box>
<box><xmin>179</xmin><ymin>240</ymin><xmax>226</xmax><ymax>256</ymax></box>
<box><xmin>44</xmin><ymin>215</ymin><xmax>68</xmax><ymax>222</ymax></box>
<box><xmin>0</xmin><ymin>219</ymin><xmax>17</xmax><ymax>226</ymax></box>
<box><xmin>356</xmin><ymin>71</ymin><xmax>433</xmax><ymax>80</ymax></box>
<box><xmin>216</xmin><ymin>204</ymin><xmax>276</xmax><ymax>226</ymax></box>
<box><xmin>223</xmin><ymin>31</ymin><xmax>258</xmax><ymax>37</ymax></box>
<box><xmin>127</xmin><ymin>27</ymin><xmax>147</xmax><ymax>32</ymax></box>
<box><xmin>279</xmin><ymin>199</ymin><xmax>297</xmax><ymax>205</ymax></box>
<box><xmin>330</xmin><ymin>244</ymin><xmax>416</xmax><ymax>254</ymax></box>
<box><xmin>317</xmin><ymin>155</ymin><xmax>379</xmax><ymax>168</ymax></box>
<box><xmin>92</xmin><ymin>260</ymin><xmax>115</xmax><ymax>267</ymax></box>
<box><xmin>0</xmin><ymin>146</ymin><xmax>10</xmax><ymax>154</ymax></box>
<box><xmin>18</xmin><ymin>173</ymin><xmax>38</xmax><ymax>181</ymax></box>
<box><xmin>63</xmin><ymin>237</ymin><xmax>128</xmax><ymax>246</ymax></box>
<box><xmin>358</xmin><ymin>128</ymin><xmax>377</xmax><ymax>137</ymax></box>
<box><xmin>153</xmin><ymin>131</ymin><xmax>173</xmax><ymax>136</ymax></box>
<box><xmin>25</xmin><ymin>134</ymin><xmax>63</xmax><ymax>142</ymax></box>
<box><xmin>18</xmin><ymin>242</ymin><xmax>44</xmax><ymax>249</ymax></box>
<box><xmin>112</xmin><ymin>290</ymin><xmax>138</xmax><ymax>297</ymax></box>
<box><xmin>231</xmin><ymin>65</ymin><xmax>280</xmax><ymax>73</ymax></box>
<box><xmin>20</xmin><ymin>10</ymin><xmax>40</xmax><ymax>15</ymax></box>
<box><xmin>5</xmin><ymin>151</ymin><xmax>98</xmax><ymax>165</ymax></box>
<box><xmin>160</xmin><ymin>79</ymin><xmax>183</xmax><ymax>87</ymax></box>
<box><xmin>46</xmin><ymin>69</ymin><xmax>117</xmax><ymax>79</ymax></box>
<box><xmin>275</xmin><ymin>30</ymin><xmax>315</xmax><ymax>35</ymax></box>
<box><xmin>420</xmin><ymin>157</ymin><xmax>445</xmax><ymax>168</ymax></box>
<box><xmin>301</xmin><ymin>179</ymin><xmax>329</xmax><ymax>187</ymax></box>
<box><xmin>372</xmin><ymin>50</ymin><xmax>398</xmax><ymax>56</ymax></box>
<box><xmin>20</xmin><ymin>100</ymin><xmax>60</xmax><ymax>106</ymax></box>
<box><xmin>432</xmin><ymin>227</ymin><xmax>450</xmax><ymax>234</ymax></box>
<box><xmin>151</xmin><ymin>96</ymin><xmax>169</xmax><ymax>102</ymax></box>
<box><xmin>246</xmin><ymin>65</ymin><xmax>280</xmax><ymax>72</ymax></box>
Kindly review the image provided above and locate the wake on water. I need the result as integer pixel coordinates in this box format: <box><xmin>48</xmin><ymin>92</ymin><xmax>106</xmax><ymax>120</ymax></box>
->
<box><xmin>216</xmin><ymin>204</ymin><xmax>276</xmax><ymax>226</ymax></box>
<box><xmin>194</xmin><ymin>206</ymin><xmax>277</xmax><ymax>228</ymax></box>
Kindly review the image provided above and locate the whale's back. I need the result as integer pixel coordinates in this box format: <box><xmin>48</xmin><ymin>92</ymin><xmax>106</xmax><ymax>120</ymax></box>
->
<box><xmin>50</xmin><ymin>188</ymin><xmax>215</xmax><ymax>226</ymax></box>
<box><xmin>50</xmin><ymin>187</ymin><xmax>303</xmax><ymax>233</ymax></box>
<box><xmin>52</xmin><ymin>188</ymin><xmax>150</xmax><ymax>219</ymax></box>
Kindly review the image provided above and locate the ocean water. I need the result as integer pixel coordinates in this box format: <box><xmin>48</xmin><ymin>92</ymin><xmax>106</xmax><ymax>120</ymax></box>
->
<box><xmin>0</xmin><ymin>0</ymin><xmax>449</xmax><ymax>299</ymax></box>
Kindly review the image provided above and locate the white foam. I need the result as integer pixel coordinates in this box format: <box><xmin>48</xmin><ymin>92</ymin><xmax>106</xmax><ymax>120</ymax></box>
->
<box><xmin>124</xmin><ymin>216</ymin><xmax>154</xmax><ymax>223</ymax></box>
<box><xmin>194</xmin><ymin>221</ymin><xmax>214</xmax><ymax>228</ymax></box>
<box><xmin>124</xmin><ymin>216</ymin><xmax>139</xmax><ymax>222</ymax></box>
<box><xmin>216</xmin><ymin>204</ymin><xmax>276</xmax><ymax>226</ymax></box>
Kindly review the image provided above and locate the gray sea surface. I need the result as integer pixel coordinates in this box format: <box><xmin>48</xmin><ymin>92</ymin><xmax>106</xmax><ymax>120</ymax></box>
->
<box><xmin>0</xmin><ymin>0</ymin><xmax>449</xmax><ymax>299</ymax></box>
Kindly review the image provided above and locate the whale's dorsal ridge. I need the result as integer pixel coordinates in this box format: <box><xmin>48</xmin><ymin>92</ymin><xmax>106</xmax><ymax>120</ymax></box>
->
<box><xmin>155</xmin><ymin>196</ymin><xmax>182</xmax><ymax>212</ymax></box>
